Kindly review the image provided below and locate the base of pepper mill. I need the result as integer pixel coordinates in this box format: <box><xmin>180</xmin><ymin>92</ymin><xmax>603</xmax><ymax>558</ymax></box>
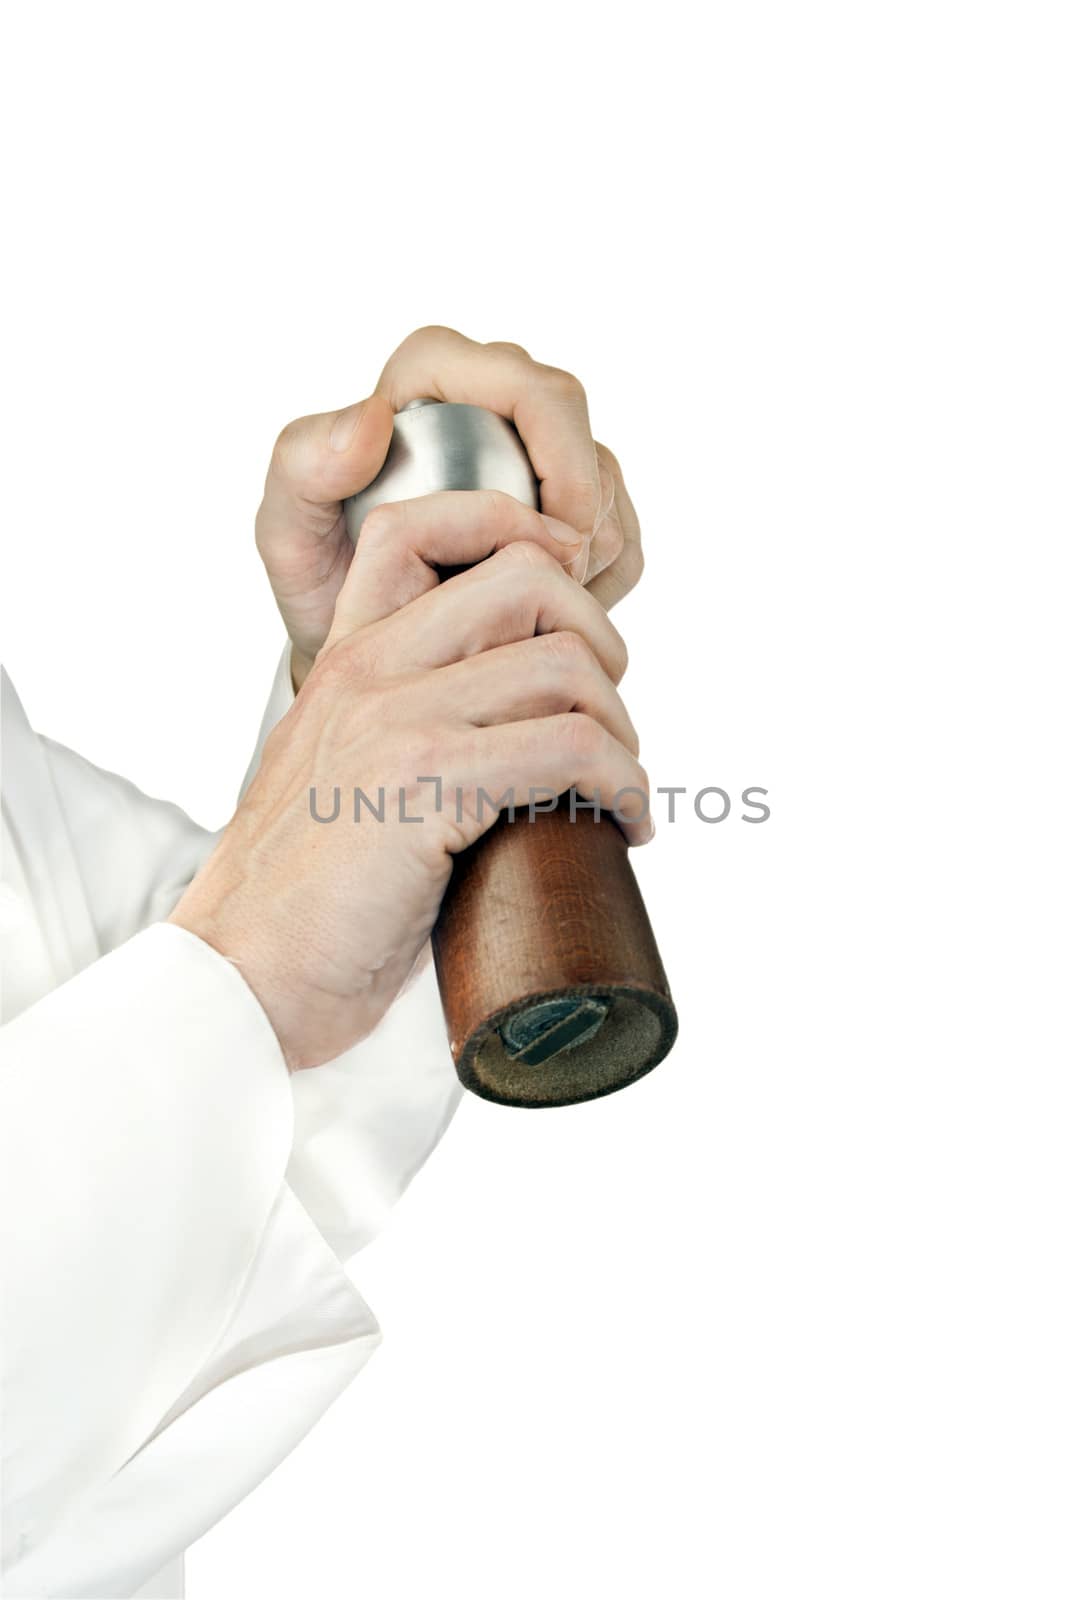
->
<box><xmin>433</xmin><ymin>802</ymin><xmax>677</xmax><ymax>1108</ymax></box>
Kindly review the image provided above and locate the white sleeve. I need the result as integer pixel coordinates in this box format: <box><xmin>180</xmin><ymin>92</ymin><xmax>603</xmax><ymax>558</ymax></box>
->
<box><xmin>1</xmin><ymin>647</ymin><xmax>461</xmax><ymax>1597</ymax></box>
<box><xmin>4</xmin><ymin>644</ymin><xmax>294</xmax><ymax>979</ymax></box>
<box><xmin>238</xmin><ymin>644</ymin><xmax>297</xmax><ymax>801</ymax></box>
<box><xmin>0</xmin><ymin>924</ymin><xmax>380</xmax><ymax>1600</ymax></box>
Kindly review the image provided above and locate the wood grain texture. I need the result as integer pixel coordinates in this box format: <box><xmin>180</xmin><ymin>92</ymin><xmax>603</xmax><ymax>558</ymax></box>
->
<box><xmin>433</xmin><ymin>800</ymin><xmax>677</xmax><ymax>1107</ymax></box>
<box><xmin>345</xmin><ymin>402</ymin><xmax>677</xmax><ymax>1108</ymax></box>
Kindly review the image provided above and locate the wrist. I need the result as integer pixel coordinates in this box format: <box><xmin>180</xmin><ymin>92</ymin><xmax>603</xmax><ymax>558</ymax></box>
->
<box><xmin>167</xmin><ymin>870</ymin><xmax>382</xmax><ymax>1072</ymax></box>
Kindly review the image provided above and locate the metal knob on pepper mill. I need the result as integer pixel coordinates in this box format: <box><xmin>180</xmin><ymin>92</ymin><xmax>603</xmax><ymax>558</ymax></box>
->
<box><xmin>345</xmin><ymin>399</ymin><xmax>677</xmax><ymax>1108</ymax></box>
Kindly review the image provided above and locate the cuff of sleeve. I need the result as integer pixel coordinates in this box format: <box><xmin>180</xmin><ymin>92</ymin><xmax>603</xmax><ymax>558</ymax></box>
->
<box><xmin>6</xmin><ymin>1189</ymin><xmax>380</xmax><ymax>1600</ymax></box>
<box><xmin>3</xmin><ymin>923</ymin><xmax>383</xmax><ymax>1598</ymax></box>
<box><xmin>1</xmin><ymin>923</ymin><xmax>295</xmax><ymax>1564</ymax></box>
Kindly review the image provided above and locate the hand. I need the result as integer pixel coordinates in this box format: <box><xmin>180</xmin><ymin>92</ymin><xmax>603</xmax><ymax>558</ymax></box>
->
<box><xmin>254</xmin><ymin>326</ymin><xmax>644</xmax><ymax>689</ymax></box>
<box><xmin>172</xmin><ymin>499</ymin><xmax>651</xmax><ymax>1070</ymax></box>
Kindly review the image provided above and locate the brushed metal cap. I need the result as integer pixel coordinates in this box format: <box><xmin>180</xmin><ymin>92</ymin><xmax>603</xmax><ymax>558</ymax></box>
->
<box><xmin>344</xmin><ymin>400</ymin><xmax>540</xmax><ymax>541</ymax></box>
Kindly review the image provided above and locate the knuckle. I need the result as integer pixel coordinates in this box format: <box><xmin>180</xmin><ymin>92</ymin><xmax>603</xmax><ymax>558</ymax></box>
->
<box><xmin>607</xmin><ymin>626</ymin><xmax>629</xmax><ymax>683</ymax></box>
<box><xmin>319</xmin><ymin>631</ymin><xmax>377</xmax><ymax>689</ymax></box>
<box><xmin>400</xmin><ymin>323</ymin><xmax>458</xmax><ymax>352</ymax></box>
<box><xmin>308</xmin><ymin>644</ymin><xmax>350</xmax><ymax>695</ymax></box>
<box><xmin>478</xmin><ymin>488</ymin><xmax>511</xmax><ymax>526</ymax></box>
<box><xmin>270</xmin><ymin>416</ymin><xmax>308</xmax><ymax>478</ymax></box>
<box><xmin>401</xmin><ymin>723</ymin><xmax>447</xmax><ymax>777</ymax></box>
<box><xmin>563</xmin><ymin>712</ymin><xmax>605</xmax><ymax>761</ymax></box>
<box><xmin>359</xmin><ymin>501</ymin><xmax>400</xmax><ymax>548</ymax></box>
<box><xmin>540</xmin><ymin>364</ymin><xmax>587</xmax><ymax>405</ymax></box>
<box><xmin>485</xmin><ymin>339</ymin><xmax>531</xmax><ymax>361</ymax></box>
<box><xmin>583</xmin><ymin>608</ymin><xmax>628</xmax><ymax>681</ymax></box>
<box><xmin>496</xmin><ymin>538</ymin><xmax>560</xmax><ymax>578</ymax></box>
<box><xmin>542</xmin><ymin>628</ymin><xmax>595</xmax><ymax>672</ymax></box>
<box><xmin>634</xmin><ymin>763</ymin><xmax>652</xmax><ymax>802</ymax></box>
<box><xmin>595</xmin><ymin>440</ymin><xmax>622</xmax><ymax>475</ymax></box>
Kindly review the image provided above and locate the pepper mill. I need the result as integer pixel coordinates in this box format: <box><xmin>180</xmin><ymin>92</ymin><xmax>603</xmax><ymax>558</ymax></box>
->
<box><xmin>346</xmin><ymin>400</ymin><xmax>677</xmax><ymax>1108</ymax></box>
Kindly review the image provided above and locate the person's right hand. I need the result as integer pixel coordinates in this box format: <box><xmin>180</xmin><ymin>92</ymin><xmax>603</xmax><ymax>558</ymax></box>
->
<box><xmin>254</xmin><ymin>327</ymin><xmax>644</xmax><ymax>691</ymax></box>
<box><xmin>170</xmin><ymin>492</ymin><xmax>651</xmax><ymax>1070</ymax></box>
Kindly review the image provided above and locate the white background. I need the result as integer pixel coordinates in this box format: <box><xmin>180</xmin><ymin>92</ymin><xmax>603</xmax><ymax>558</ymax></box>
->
<box><xmin>3</xmin><ymin>3</ymin><xmax>1069</xmax><ymax>1597</ymax></box>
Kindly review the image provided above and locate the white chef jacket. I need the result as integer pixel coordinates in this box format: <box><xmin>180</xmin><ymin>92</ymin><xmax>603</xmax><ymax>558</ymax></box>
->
<box><xmin>0</xmin><ymin>656</ymin><xmax>462</xmax><ymax>1599</ymax></box>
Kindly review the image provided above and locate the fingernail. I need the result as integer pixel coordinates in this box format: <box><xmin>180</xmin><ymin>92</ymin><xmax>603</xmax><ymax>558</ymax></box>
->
<box><xmin>636</xmin><ymin>815</ymin><xmax>656</xmax><ymax>845</ymax></box>
<box><xmin>567</xmin><ymin>539</ymin><xmax>591</xmax><ymax>584</ymax></box>
<box><xmin>587</xmin><ymin>508</ymin><xmax>624</xmax><ymax>582</ymax></box>
<box><xmin>541</xmin><ymin>514</ymin><xmax>583</xmax><ymax>548</ymax></box>
<box><xmin>330</xmin><ymin>400</ymin><xmax>366</xmax><ymax>452</ymax></box>
<box><xmin>594</xmin><ymin>461</ymin><xmax>616</xmax><ymax>533</ymax></box>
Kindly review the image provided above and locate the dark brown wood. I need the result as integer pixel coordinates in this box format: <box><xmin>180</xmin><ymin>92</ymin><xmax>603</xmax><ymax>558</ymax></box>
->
<box><xmin>433</xmin><ymin>799</ymin><xmax>677</xmax><ymax>1108</ymax></box>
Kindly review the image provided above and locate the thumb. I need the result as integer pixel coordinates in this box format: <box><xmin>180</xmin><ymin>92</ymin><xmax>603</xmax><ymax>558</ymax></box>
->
<box><xmin>255</xmin><ymin>392</ymin><xmax>395</xmax><ymax>559</ymax></box>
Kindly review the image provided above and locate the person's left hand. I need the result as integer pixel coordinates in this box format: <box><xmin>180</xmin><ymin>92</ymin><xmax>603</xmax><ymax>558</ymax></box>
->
<box><xmin>254</xmin><ymin>326</ymin><xmax>644</xmax><ymax>689</ymax></box>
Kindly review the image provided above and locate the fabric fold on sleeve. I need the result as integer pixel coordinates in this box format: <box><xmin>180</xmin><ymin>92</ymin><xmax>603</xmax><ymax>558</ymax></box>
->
<box><xmin>1</xmin><ymin>922</ymin><xmax>377</xmax><ymax>1599</ymax></box>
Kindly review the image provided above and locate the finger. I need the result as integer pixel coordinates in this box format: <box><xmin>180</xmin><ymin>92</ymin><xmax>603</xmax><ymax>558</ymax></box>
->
<box><xmin>342</xmin><ymin>490</ymin><xmax>585</xmax><ymax>630</ymax></box>
<box><xmin>587</xmin><ymin>444</ymin><xmax>645</xmax><ymax>610</ymax></box>
<box><xmin>376</xmin><ymin>326</ymin><xmax>604</xmax><ymax>541</ymax></box>
<box><xmin>254</xmin><ymin>393</ymin><xmax>395</xmax><ymax>570</ymax></box>
<box><xmin>456</xmin><ymin>714</ymin><xmax>652</xmax><ymax>848</ymax></box>
<box><xmin>420</xmin><ymin>632</ymin><xmax>640</xmax><ymax>755</ymax></box>
<box><xmin>334</xmin><ymin>541</ymin><xmax>628</xmax><ymax>683</ymax></box>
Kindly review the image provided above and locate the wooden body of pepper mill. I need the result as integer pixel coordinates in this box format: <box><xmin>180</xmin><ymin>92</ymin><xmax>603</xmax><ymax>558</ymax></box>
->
<box><xmin>345</xmin><ymin>400</ymin><xmax>677</xmax><ymax>1108</ymax></box>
